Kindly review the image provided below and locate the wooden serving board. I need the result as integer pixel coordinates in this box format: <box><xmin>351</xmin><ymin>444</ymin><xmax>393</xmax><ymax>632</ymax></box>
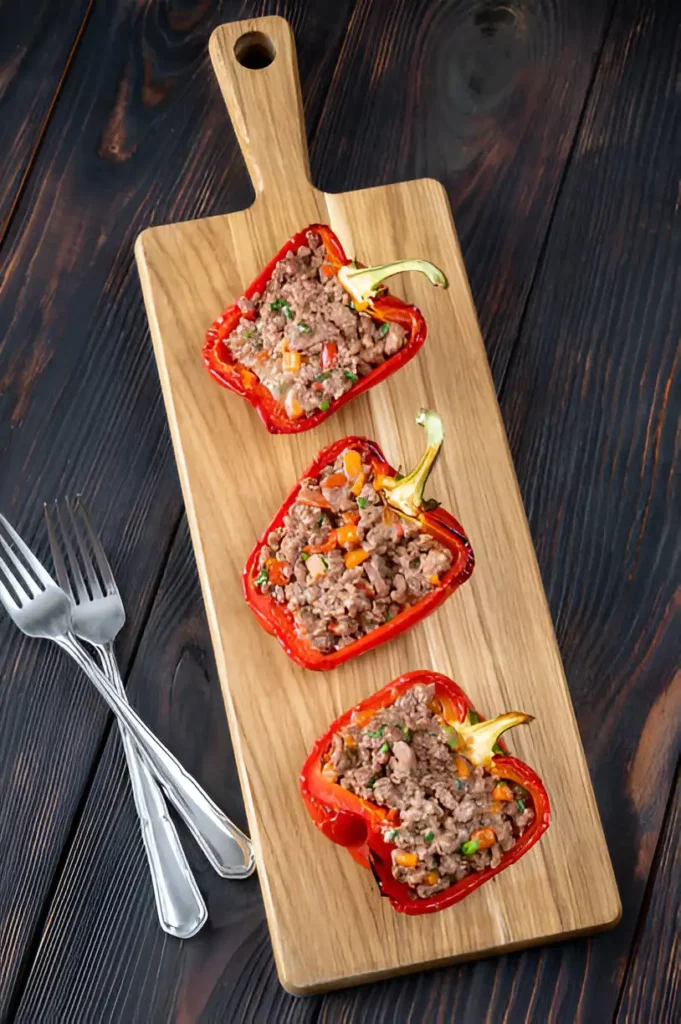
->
<box><xmin>135</xmin><ymin>16</ymin><xmax>620</xmax><ymax>994</ymax></box>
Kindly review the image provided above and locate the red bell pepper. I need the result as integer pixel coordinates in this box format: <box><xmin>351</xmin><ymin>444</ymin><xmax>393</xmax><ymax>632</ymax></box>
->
<box><xmin>299</xmin><ymin>670</ymin><xmax>550</xmax><ymax>915</ymax></box>
<box><xmin>203</xmin><ymin>224</ymin><xmax>447</xmax><ymax>433</ymax></box>
<box><xmin>243</xmin><ymin>410</ymin><xmax>474</xmax><ymax>670</ymax></box>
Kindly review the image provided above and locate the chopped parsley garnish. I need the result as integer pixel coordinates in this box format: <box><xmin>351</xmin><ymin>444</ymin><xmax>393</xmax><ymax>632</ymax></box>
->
<box><xmin>401</xmin><ymin>726</ymin><xmax>413</xmax><ymax>743</ymax></box>
<box><xmin>410</xmin><ymin>557</ymin><xmax>420</xmax><ymax>568</ymax></box>
<box><xmin>348</xmin><ymin>300</ymin><xmax>356</xmax><ymax>311</ymax></box>
<box><xmin>254</xmin><ymin>566</ymin><xmax>268</xmax><ymax>586</ymax></box>
<box><xmin>317</xmin><ymin>514</ymin><xmax>327</xmax><ymax>527</ymax></box>
<box><xmin>380</xmin><ymin>741</ymin><xmax>390</xmax><ymax>754</ymax></box>
<box><xmin>316</xmin><ymin>370</ymin><xmax>333</xmax><ymax>382</ymax></box>
<box><xmin>321</xmin><ymin>556</ymin><xmax>329</xmax><ymax>569</ymax></box>
<box><xmin>343</xmin><ymin>370</ymin><xmax>359</xmax><ymax>382</ymax></box>
<box><xmin>377</xmin><ymin>322</ymin><xmax>390</xmax><ymax>337</ymax></box>
<box><xmin>384</xmin><ymin>609</ymin><xmax>395</xmax><ymax>622</ymax></box>
<box><xmin>300</xmin><ymin>552</ymin><xmax>310</xmax><ymax>561</ymax></box>
<box><xmin>461</xmin><ymin>839</ymin><xmax>479</xmax><ymax>856</ymax></box>
<box><xmin>269</xmin><ymin>298</ymin><xmax>293</xmax><ymax>319</ymax></box>
<box><xmin>319</xmin><ymin>399</ymin><xmax>330</xmax><ymax>411</ymax></box>
<box><xmin>516</xmin><ymin>799</ymin><xmax>525</xmax><ymax>812</ymax></box>
<box><xmin>367</xmin><ymin>726</ymin><xmax>385</xmax><ymax>738</ymax></box>
<box><xmin>297</xmin><ymin>321</ymin><xmax>312</xmax><ymax>334</ymax></box>
<box><xmin>242</xmin><ymin>327</ymin><xmax>256</xmax><ymax>339</ymax></box>
<box><xmin>386</xmin><ymin>829</ymin><xmax>399</xmax><ymax>843</ymax></box>
<box><xmin>367</xmin><ymin>776</ymin><xmax>376</xmax><ymax>790</ymax></box>
<box><xmin>425</xmin><ymin>831</ymin><xmax>434</xmax><ymax>844</ymax></box>
<box><xmin>357</xmin><ymin>496</ymin><xmax>368</xmax><ymax>508</ymax></box>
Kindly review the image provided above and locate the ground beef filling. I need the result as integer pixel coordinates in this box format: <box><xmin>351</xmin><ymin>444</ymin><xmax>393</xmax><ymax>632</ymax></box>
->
<box><xmin>327</xmin><ymin>683</ymin><xmax>534</xmax><ymax>899</ymax></box>
<box><xmin>226</xmin><ymin>230</ymin><xmax>406</xmax><ymax>418</ymax></box>
<box><xmin>256</xmin><ymin>450</ymin><xmax>453</xmax><ymax>654</ymax></box>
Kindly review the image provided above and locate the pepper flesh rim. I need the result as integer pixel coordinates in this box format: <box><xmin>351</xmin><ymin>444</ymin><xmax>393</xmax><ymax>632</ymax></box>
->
<box><xmin>299</xmin><ymin>671</ymin><xmax>551</xmax><ymax>914</ymax></box>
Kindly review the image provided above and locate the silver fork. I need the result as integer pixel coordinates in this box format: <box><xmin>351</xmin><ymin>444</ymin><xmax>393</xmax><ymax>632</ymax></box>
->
<box><xmin>45</xmin><ymin>498</ymin><xmax>207</xmax><ymax>939</ymax></box>
<box><xmin>0</xmin><ymin>512</ymin><xmax>255</xmax><ymax>883</ymax></box>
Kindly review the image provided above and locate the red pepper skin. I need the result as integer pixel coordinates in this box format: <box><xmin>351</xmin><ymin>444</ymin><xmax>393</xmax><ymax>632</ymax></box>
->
<box><xmin>243</xmin><ymin>441</ymin><xmax>473</xmax><ymax>670</ymax></box>
<box><xmin>299</xmin><ymin>671</ymin><xmax>550</xmax><ymax>915</ymax></box>
<box><xmin>203</xmin><ymin>225</ymin><xmax>427</xmax><ymax>434</ymax></box>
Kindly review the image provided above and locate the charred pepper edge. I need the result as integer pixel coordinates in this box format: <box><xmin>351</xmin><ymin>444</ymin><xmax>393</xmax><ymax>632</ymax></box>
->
<box><xmin>203</xmin><ymin>224</ymin><xmax>431</xmax><ymax>434</ymax></box>
<box><xmin>299</xmin><ymin>671</ymin><xmax>550</xmax><ymax>915</ymax></box>
<box><xmin>242</xmin><ymin>438</ymin><xmax>474</xmax><ymax>671</ymax></box>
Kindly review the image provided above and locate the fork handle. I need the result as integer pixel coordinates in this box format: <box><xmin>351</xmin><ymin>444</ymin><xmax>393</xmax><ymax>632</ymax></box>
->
<box><xmin>57</xmin><ymin>635</ymin><xmax>255</xmax><ymax>879</ymax></box>
<box><xmin>98</xmin><ymin>646</ymin><xmax>207</xmax><ymax>939</ymax></box>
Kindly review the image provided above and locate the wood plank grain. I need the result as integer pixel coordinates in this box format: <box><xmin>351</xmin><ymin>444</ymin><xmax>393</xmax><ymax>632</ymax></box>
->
<box><xmin>0</xmin><ymin>0</ymin><xmax>356</xmax><ymax>1017</ymax></box>
<box><xmin>616</xmin><ymin>767</ymin><xmax>681</xmax><ymax>1024</ymax></box>
<box><xmin>135</xmin><ymin>14</ymin><xmax>618</xmax><ymax>992</ymax></box>
<box><xmin>0</xmin><ymin>0</ymin><xmax>91</xmax><ymax>241</ymax></box>
<box><xmin>310</xmin><ymin>0</ymin><xmax>613</xmax><ymax>383</ymax></box>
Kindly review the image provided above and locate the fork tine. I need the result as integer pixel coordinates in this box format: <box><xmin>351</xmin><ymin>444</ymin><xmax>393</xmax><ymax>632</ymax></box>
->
<box><xmin>0</xmin><ymin>514</ymin><xmax>56</xmax><ymax>590</ymax></box>
<box><xmin>0</xmin><ymin>532</ymin><xmax>40</xmax><ymax>597</ymax></box>
<box><xmin>0</xmin><ymin>549</ymin><xmax>30</xmax><ymax>606</ymax></box>
<box><xmin>54</xmin><ymin>501</ymin><xmax>89</xmax><ymax>604</ymax></box>
<box><xmin>65</xmin><ymin>497</ymin><xmax>103</xmax><ymax>599</ymax></box>
<box><xmin>75</xmin><ymin>496</ymin><xmax>117</xmax><ymax>596</ymax></box>
<box><xmin>44</xmin><ymin>503</ymin><xmax>74</xmax><ymax>600</ymax></box>
<box><xmin>0</xmin><ymin>571</ymin><xmax>19</xmax><ymax>611</ymax></box>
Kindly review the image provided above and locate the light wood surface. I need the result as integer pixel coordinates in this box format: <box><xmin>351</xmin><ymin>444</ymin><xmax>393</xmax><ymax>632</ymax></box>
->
<box><xmin>135</xmin><ymin>15</ymin><xmax>620</xmax><ymax>994</ymax></box>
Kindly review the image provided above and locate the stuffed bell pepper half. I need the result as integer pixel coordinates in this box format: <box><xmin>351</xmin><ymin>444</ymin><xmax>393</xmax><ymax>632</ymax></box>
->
<box><xmin>243</xmin><ymin>410</ymin><xmax>474</xmax><ymax>669</ymax></box>
<box><xmin>300</xmin><ymin>671</ymin><xmax>550</xmax><ymax>914</ymax></box>
<box><xmin>204</xmin><ymin>224</ymin><xmax>447</xmax><ymax>432</ymax></box>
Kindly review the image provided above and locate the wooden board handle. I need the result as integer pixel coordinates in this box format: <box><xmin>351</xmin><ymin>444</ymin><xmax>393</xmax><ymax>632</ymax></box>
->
<box><xmin>209</xmin><ymin>17</ymin><xmax>311</xmax><ymax>197</ymax></box>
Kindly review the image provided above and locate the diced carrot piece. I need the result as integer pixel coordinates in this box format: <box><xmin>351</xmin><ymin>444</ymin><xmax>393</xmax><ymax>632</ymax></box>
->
<box><xmin>285</xmin><ymin>390</ymin><xmax>304</xmax><ymax>419</ymax></box>
<box><xmin>425</xmin><ymin>871</ymin><xmax>439</xmax><ymax>886</ymax></box>
<box><xmin>455</xmin><ymin>755</ymin><xmax>470</xmax><ymax>778</ymax></box>
<box><xmin>265</xmin><ymin>558</ymin><xmax>288</xmax><ymax>586</ymax></box>
<box><xmin>344</xmin><ymin>735</ymin><xmax>357</xmax><ymax>749</ymax></box>
<box><xmin>353</xmin><ymin>708</ymin><xmax>376</xmax><ymax>728</ymax></box>
<box><xmin>351</xmin><ymin>472</ymin><xmax>366</xmax><ymax>496</ymax></box>
<box><xmin>282</xmin><ymin>349</ymin><xmax>301</xmax><ymax>373</ymax></box>
<box><xmin>428</xmin><ymin>574</ymin><xmax>441</xmax><ymax>586</ymax></box>
<box><xmin>492</xmin><ymin>783</ymin><xmax>514</xmax><ymax>803</ymax></box>
<box><xmin>387</xmin><ymin>808</ymin><xmax>400</xmax><ymax>823</ymax></box>
<box><xmin>470</xmin><ymin>827</ymin><xmax>496</xmax><ymax>851</ymax></box>
<box><xmin>373</xmin><ymin>472</ymin><xmax>390</xmax><ymax>492</ymax></box>
<box><xmin>321</xmin><ymin>262</ymin><xmax>335</xmax><ymax>278</ymax></box>
<box><xmin>342</xmin><ymin>511</ymin><xmax>360</xmax><ymax>525</ymax></box>
<box><xmin>323</xmin><ymin>472</ymin><xmax>347</xmax><ymax>489</ymax></box>
<box><xmin>345</xmin><ymin>548</ymin><xmax>370</xmax><ymax>569</ymax></box>
<box><xmin>488</xmin><ymin>801</ymin><xmax>502</xmax><ymax>814</ymax></box>
<box><xmin>428</xmin><ymin>697</ymin><xmax>443</xmax><ymax>714</ymax></box>
<box><xmin>395</xmin><ymin>852</ymin><xmax>419</xmax><ymax>868</ymax></box>
<box><xmin>336</xmin><ymin>523</ymin><xmax>360</xmax><ymax>548</ymax></box>
<box><xmin>343</xmin><ymin>449</ymin><xmax>363</xmax><ymax>479</ymax></box>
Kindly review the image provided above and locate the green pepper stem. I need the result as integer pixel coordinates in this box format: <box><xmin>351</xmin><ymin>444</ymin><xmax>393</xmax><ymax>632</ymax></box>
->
<box><xmin>337</xmin><ymin>259</ymin><xmax>448</xmax><ymax>309</ymax></box>
<box><xmin>456</xmin><ymin>712</ymin><xmax>533</xmax><ymax>767</ymax></box>
<box><xmin>380</xmin><ymin>409</ymin><xmax>444</xmax><ymax>519</ymax></box>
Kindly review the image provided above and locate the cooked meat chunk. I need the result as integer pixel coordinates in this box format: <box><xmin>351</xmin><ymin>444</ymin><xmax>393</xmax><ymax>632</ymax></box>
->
<box><xmin>226</xmin><ymin>231</ymin><xmax>406</xmax><ymax>418</ymax></box>
<box><xmin>326</xmin><ymin>684</ymin><xmax>534</xmax><ymax>899</ymax></box>
<box><xmin>255</xmin><ymin>449</ymin><xmax>453</xmax><ymax>654</ymax></box>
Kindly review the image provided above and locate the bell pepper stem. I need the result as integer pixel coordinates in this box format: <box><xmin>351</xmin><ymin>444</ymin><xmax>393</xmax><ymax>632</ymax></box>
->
<box><xmin>455</xmin><ymin>712</ymin><xmax>533</xmax><ymax>767</ymax></box>
<box><xmin>338</xmin><ymin>259</ymin><xmax>448</xmax><ymax>310</ymax></box>
<box><xmin>380</xmin><ymin>409</ymin><xmax>444</xmax><ymax>519</ymax></box>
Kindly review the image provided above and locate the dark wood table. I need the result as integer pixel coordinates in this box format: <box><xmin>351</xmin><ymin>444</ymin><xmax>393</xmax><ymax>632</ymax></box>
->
<box><xmin>0</xmin><ymin>1</ymin><xmax>678</xmax><ymax>1020</ymax></box>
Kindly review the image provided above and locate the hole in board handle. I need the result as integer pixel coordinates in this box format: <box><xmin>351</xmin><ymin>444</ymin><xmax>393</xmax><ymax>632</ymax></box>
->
<box><xmin>234</xmin><ymin>32</ymin><xmax>276</xmax><ymax>69</ymax></box>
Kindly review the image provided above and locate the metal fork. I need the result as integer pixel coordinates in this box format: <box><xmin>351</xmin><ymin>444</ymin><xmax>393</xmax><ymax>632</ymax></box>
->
<box><xmin>45</xmin><ymin>498</ymin><xmax>207</xmax><ymax>939</ymax></box>
<box><xmin>0</xmin><ymin>512</ymin><xmax>255</xmax><ymax>883</ymax></box>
